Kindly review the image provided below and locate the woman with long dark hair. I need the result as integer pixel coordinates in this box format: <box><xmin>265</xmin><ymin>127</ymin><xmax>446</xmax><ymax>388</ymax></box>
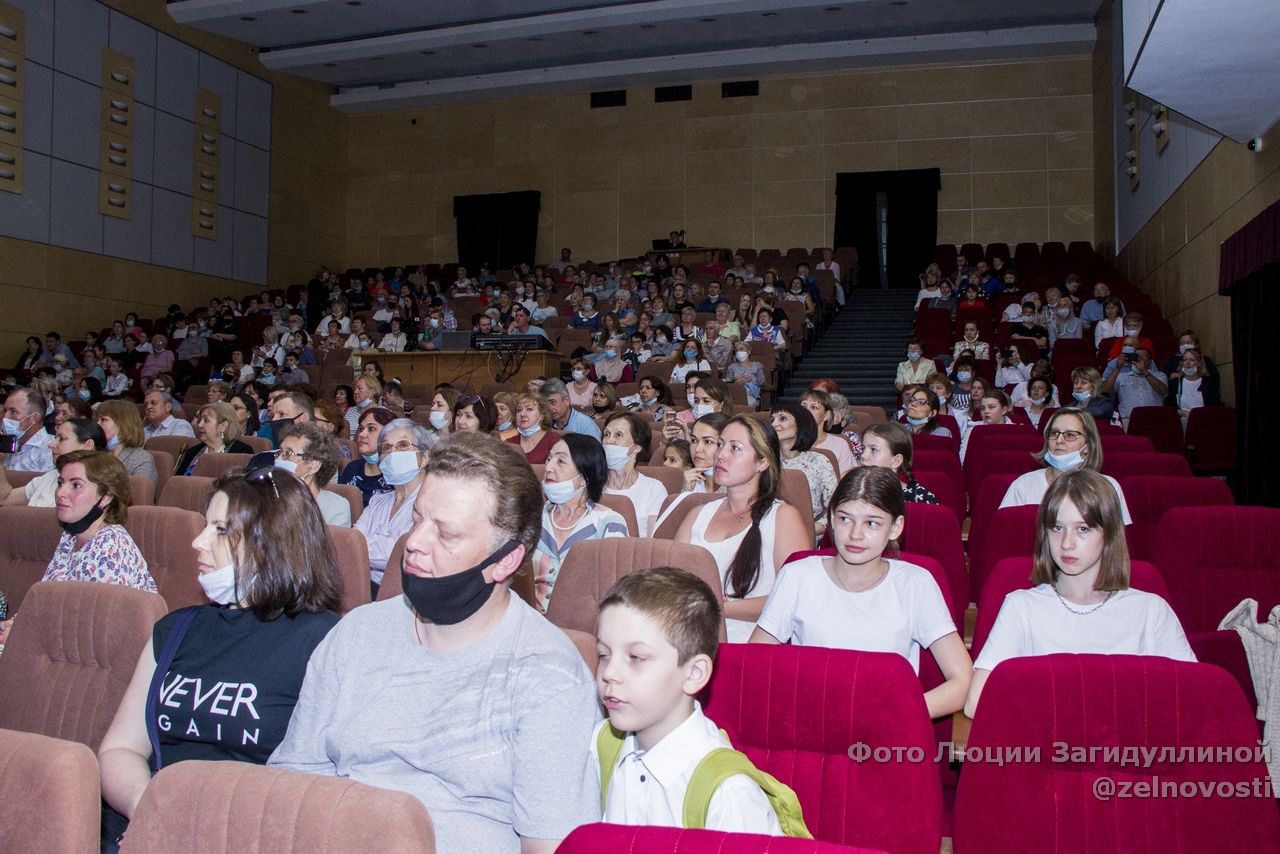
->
<box><xmin>675</xmin><ymin>415</ymin><xmax>809</xmax><ymax>642</ymax></box>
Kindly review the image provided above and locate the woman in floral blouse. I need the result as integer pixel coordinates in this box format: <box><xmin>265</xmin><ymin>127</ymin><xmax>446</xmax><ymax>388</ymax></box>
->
<box><xmin>42</xmin><ymin>449</ymin><xmax>155</xmax><ymax>592</ymax></box>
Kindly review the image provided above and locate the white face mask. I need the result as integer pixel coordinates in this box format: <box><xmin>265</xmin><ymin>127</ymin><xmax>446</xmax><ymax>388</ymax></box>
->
<box><xmin>603</xmin><ymin>444</ymin><xmax>633</xmax><ymax>471</ymax></box>
<box><xmin>692</xmin><ymin>403</ymin><xmax>715</xmax><ymax>418</ymax></box>
<box><xmin>198</xmin><ymin>563</ymin><xmax>241</xmax><ymax>605</ymax></box>
<box><xmin>572</xmin><ymin>370</ymin><xmax>586</xmax><ymax>382</ymax></box>
<box><xmin>735</xmin><ymin>350</ymin><xmax>749</xmax><ymax>362</ymax></box>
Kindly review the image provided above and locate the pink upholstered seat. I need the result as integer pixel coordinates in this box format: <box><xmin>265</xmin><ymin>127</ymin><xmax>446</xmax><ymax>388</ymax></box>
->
<box><xmin>120</xmin><ymin>760</ymin><xmax>435</xmax><ymax>853</ymax></box>
<box><xmin>0</xmin><ymin>728</ymin><xmax>100</xmax><ymax>852</ymax></box>
<box><xmin>557</xmin><ymin>824</ymin><xmax>889</xmax><ymax>853</ymax></box>
<box><xmin>954</xmin><ymin>654</ymin><xmax>1280</xmax><ymax>853</ymax></box>
<box><xmin>1118</xmin><ymin>475</ymin><xmax>1234</xmax><ymax>562</ymax></box>
<box><xmin>701</xmin><ymin>645</ymin><xmax>941</xmax><ymax>854</ymax></box>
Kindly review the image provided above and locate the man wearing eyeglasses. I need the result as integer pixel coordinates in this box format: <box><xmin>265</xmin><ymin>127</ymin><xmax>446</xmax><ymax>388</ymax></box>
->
<box><xmin>271</xmin><ymin>433</ymin><xmax>598</xmax><ymax>853</ymax></box>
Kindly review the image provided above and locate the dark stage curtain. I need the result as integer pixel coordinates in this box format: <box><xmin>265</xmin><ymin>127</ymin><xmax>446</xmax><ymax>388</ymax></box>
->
<box><xmin>833</xmin><ymin>169</ymin><xmax>940</xmax><ymax>288</ymax></box>
<box><xmin>1227</xmin><ymin>262</ymin><xmax>1279</xmax><ymax>506</ymax></box>
<box><xmin>453</xmin><ymin>190</ymin><xmax>541</xmax><ymax>272</ymax></box>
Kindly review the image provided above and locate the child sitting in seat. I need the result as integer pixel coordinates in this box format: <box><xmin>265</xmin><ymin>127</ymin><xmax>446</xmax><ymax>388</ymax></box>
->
<box><xmin>592</xmin><ymin>567</ymin><xmax>808</xmax><ymax>837</ymax></box>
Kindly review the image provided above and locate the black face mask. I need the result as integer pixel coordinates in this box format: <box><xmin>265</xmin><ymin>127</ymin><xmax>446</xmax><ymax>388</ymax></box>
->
<box><xmin>267</xmin><ymin>417</ymin><xmax>296</xmax><ymax>446</ymax></box>
<box><xmin>62</xmin><ymin>499</ymin><xmax>107</xmax><ymax>536</ymax></box>
<box><xmin>401</xmin><ymin>538</ymin><xmax>522</xmax><ymax>625</ymax></box>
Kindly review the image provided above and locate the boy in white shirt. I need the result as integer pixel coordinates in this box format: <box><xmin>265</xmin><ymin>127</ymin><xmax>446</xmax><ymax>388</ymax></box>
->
<box><xmin>592</xmin><ymin>568</ymin><xmax>800</xmax><ymax>837</ymax></box>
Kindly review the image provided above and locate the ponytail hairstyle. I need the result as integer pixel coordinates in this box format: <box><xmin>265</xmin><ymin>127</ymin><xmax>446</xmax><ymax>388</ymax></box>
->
<box><xmin>827</xmin><ymin>466</ymin><xmax>907</xmax><ymax>553</ymax></box>
<box><xmin>722</xmin><ymin>415</ymin><xmax>782</xmax><ymax>601</ymax></box>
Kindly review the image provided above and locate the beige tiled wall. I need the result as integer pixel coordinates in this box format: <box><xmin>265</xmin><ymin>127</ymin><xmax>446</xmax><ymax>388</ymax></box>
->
<box><xmin>344</xmin><ymin>56</ymin><xmax>1094</xmax><ymax>266</ymax></box>
<box><xmin>1114</xmin><ymin>121</ymin><xmax>1280</xmax><ymax>405</ymax></box>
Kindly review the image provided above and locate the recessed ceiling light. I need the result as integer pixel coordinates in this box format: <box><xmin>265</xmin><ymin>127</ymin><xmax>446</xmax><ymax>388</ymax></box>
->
<box><xmin>699</xmin><ymin>17</ymin><xmax>717</xmax><ymax>23</ymax></box>
<box><xmin>346</xmin><ymin>0</ymin><xmax>361</xmax><ymax>5</ymax></box>
<box><xmin>291</xmin><ymin>8</ymin><xmax>307</xmax><ymax>13</ymax></box>
<box><xmin>825</xmin><ymin>5</ymin><xmax>844</xmax><ymax>10</ymax></box>
<box><xmin>323</xmin><ymin>62</ymin><xmax>336</xmax><ymax>67</ymax></box>
<box><xmin>526</xmin><ymin>36</ymin><xmax>542</xmax><ymax>42</ymax></box>
<box><xmin>371</xmin><ymin>57</ymin><xmax>383</xmax><ymax>62</ymax></box>
<box><xmin>420</xmin><ymin>49</ymin><xmax>435</xmax><ymax>55</ymax></box>
<box><xmin>240</xmin><ymin>15</ymin><xmax>255</xmax><ymax>21</ymax></box>
<box><xmin>473</xmin><ymin>43</ymin><xmax>488</xmax><ymax>48</ymax></box>
<box><xmin>890</xmin><ymin>0</ymin><xmax>907</xmax><ymax>5</ymax></box>
<box><xmin>639</xmin><ymin>23</ymin><xmax>656</xmax><ymax>29</ymax></box>
<box><xmin>582</xmin><ymin>30</ymin><xmax>598</xmax><ymax>35</ymax></box>
<box><xmin>762</xmin><ymin>11</ymin><xmax>778</xmax><ymax>17</ymax></box>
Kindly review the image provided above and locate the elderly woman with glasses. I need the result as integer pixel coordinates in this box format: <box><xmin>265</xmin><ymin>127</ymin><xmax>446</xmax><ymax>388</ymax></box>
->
<box><xmin>274</xmin><ymin>422</ymin><xmax>350</xmax><ymax>527</ymax></box>
<box><xmin>354</xmin><ymin>418</ymin><xmax>438</xmax><ymax>593</ymax></box>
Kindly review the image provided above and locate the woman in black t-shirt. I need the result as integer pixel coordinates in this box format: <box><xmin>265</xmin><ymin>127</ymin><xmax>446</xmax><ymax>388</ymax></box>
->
<box><xmin>98</xmin><ymin>464</ymin><xmax>343</xmax><ymax>848</ymax></box>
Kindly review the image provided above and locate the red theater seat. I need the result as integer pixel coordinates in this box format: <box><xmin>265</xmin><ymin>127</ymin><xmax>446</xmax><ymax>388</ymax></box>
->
<box><xmin>557</xmin><ymin>824</ymin><xmax>889</xmax><ymax>853</ymax></box>
<box><xmin>702</xmin><ymin>645</ymin><xmax>941</xmax><ymax>854</ymax></box>
<box><xmin>954</xmin><ymin>654</ymin><xmax>1279</xmax><ymax>853</ymax></box>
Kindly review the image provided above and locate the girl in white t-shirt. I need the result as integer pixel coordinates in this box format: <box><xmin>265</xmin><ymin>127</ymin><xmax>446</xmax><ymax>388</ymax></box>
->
<box><xmin>752</xmin><ymin>467</ymin><xmax>972</xmax><ymax>719</ymax></box>
<box><xmin>965</xmin><ymin>469</ymin><xmax>1194</xmax><ymax>718</ymax></box>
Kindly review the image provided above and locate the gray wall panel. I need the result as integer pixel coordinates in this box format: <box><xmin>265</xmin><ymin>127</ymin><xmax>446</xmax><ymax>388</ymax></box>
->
<box><xmin>217</xmin><ymin>137</ymin><xmax>234</xmax><ymax>209</ymax></box>
<box><xmin>49</xmin><ymin>71</ymin><xmax>99</xmax><ymax>168</ymax></box>
<box><xmin>151</xmin><ymin>110</ymin><xmax>193</xmax><ymax>194</ymax></box>
<box><xmin>193</xmin><ymin>206</ymin><xmax>234</xmax><ymax>279</ymax></box>
<box><xmin>49</xmin><ymin>158</ymin><xmax>102</xmax><ymax>253</ymax></box>
<box><xmin>108</xmin><ymin>10</ymin><xmax>157</xmax><ymax>108</ymax></box>
<box><xmin>10</xmin><ymin>0</ymin><xmax>54</xmax><ymax>68</ymax></box>
<box><xmin>154</xmin><ymin>33</ymin><xmax>197</xmax><ymax>120</ymax></box>
<box><xmin>197</xmin><ymin>53</ymin><xmax>237</xmax><ymax>139</ymax></box>
<box><xmin>151</xmin><ymin>187</ymin><xmax>193</xmax><ymax>271</ymax></box>
<box><xmin>234</xmin><ymin>71</ymin><xmax>271</xmax><ymax>151</ymax></box>
<box><xmin>130</xmin><ymin>101</ymin><xmax>155</xmax><ymax>185</ymax></box>
<box><xmin>52</xmin><ymin>0</ymin><xmax>107</xmax><ymax>85</ymax></box>
<box><xmin>0</xmin><ymin>151</ymin><xmax>50</xmax><ymax>243</ymax></box>
<box><xmin>102</xmin><ymin>181</ymin><xmax>152</xmax><ymax>264</ymax></box>
<box><xmin>22</xmin><ymin>61</ymin><xmax>53</xmax><ymax>156</ymax></box>
<box><xmin>232</xmin><ymin>212</ymin><xmax>267</xmax><ymax>286</ymax></box>
<box><xmin>232</xmin><ymin>140</ymin><xmax>268</xmax><ymax>217</ymax></box>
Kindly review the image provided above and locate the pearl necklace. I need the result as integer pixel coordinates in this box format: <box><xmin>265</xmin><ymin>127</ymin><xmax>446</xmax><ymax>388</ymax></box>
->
<box><xmin>548</xmin><ymin>502</ymin><xmax>588</xmax><ymax>531</ymax></box>
<box><xmin>1053</xmin><ymin>586</ymin><xmax>1116</xmax><ymax>615</ymax></box>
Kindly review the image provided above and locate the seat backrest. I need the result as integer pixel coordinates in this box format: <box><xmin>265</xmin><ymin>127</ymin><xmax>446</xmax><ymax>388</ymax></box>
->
<box><xmin>120</xmin><ymin>760</ymin><xmax>435</xmax><ymax>854</ymax></box>
<box><xmin>326</xmin><ymin>526</ymin><xmax>371</xmax><ymax>614</ymax></box>
<box><xmin>1100</xmin><ymin>451</ymin><xmax>1192</xmax><ymax>479</ymax></box>
<box><xmin>962</xmin><ymin>428</ymin><xmax>1041</xmax><ymax>495</ymax></box>
<box><xmin>1125</xmin><ymin>405</ymin><xmax>1187</xmax><ymax>455</ymax></box>
<box><xmin>1098</xmin><ymin>434</ymin><xmax>1156</xmax><ymax>454</ymax></box>
<box><xmin>0</xmin><ymin>581</ymin><xmax>167</xmax><ymax>750</ymax></box>
<box><xmin>0</xmin><ymin>729</ymin><xmax>100</xmax><ymax>853</ymax></box>
<box><xmin>546</xmin><ymin>539</ymin><xmax>726</xmax><ymax>640</ymax></box>
<box><xmin>128</xmin><ymin>474</ymin><xmax>155</xmax><ymax>506</ymax></box>
<box><xmin>954</xmin><ymin>654</ymin><xmax>1279</xmax><ymax>853</ymax></box>
<box><xmin>157</xmin><ymin>475</ymin><xmax>215</xmax><ymax>515</ymax></box>
<box><xmin>652</xmin><ymin>492</ymin><xmax>720</xmax><ymax>539</ymax></box>
<box><xmin>1118</xmin><ymin>475</ymin><xmax>1235</xmax><ymax>562</ymax></box>
<box><xmin>4</xmin><ymin>469</ymin><xmax>38</xmax><ymax>489</ymax></box>
<box><xmin>1151</xmin><ymin>505</ymin><xmax>1280</xmax><ymax>633</ymax></box>
<box><xmin>0</xmin><ymin>506</ymin><xmax>64</xmax><ymax>611</ymax></box>
<box><xmin>323</xmin><ymin>482</ymin><xmax>364</xmax><ymax>524</ymax></box>
<box><xmin>971</xmin><ymin>505</ymin><xmax>1040</xmax><ymax>604</ymax></box>
<box><xmin>143</xmin><ymin>436</ymin><xmax>192</xmax><ymax>464</ymax></box>
<box><xmin>595</xmin><ymin>493</ymin><xmax>639</xmax><ymax>537</ymax></box>
<box><xmin>559</xmin><ymin>627</ymin><xmax>598</xmax><ymax>673</ymax></box>
<box><xmin>557</xmin><ymin>824</ymin><xmax>886</xmax><ymax>853</ymax></box>
<box><xmin>192</xmin><ymin>452</ymin><xmax>255</xmax><ymax>479</ymax></box>
<box><xmin>1185</xmin><ymin>405</ymin><xmax>1237</xmax><ymax>474</ymax></box>
<box><xmin>971</xmin><ymin>557</ymin><xmax>1170</xmax><ymax>660</ymax></box>
<box><xmin>778</xmin><ymin>468</ymin><xmax>816</xmax><ymax>543</ymax></box>
<box><xmin>902</xmin><ymin>503</ymin><xmax>969</xmax><ymax>616</ymax></box>
<box><xmin>966</xmin><ymin>472</ymin><xmax>1021</xmax><ymax>571</ymax></box>
<box><xmin>912</xmin><ymin>469</ymin><xmax>963</xmax><ymax>523</ymax></box>
<box><xmin>702</xmin><ymin>645</ymin><xmax>941</xmax><ymax>854</ymax></box>
<box><xmin>374</xmin><ymin>533</ymin><xmax>411</xmax><ymax>601</ymax></box>
<box><xmin>125</xmin><ymin>506</ymin><xmax>207</xmax><ymax>610</ymax></box>
<box><xmin>636</xmin><ymin>465</ymin><xmax>683</xmax><ymax>495</ymax></box>
<box><xmin>911</xmin><ymin>449</ymin><xmax>962</xmax><ymax>500</ymax></box>
<box><xmin>909</xmin><ymin>431</ymin><xmax>958</xmax><ymax>456</ymax></box>
<box><xmin>145</xmin><ymin>449</ymin><xmax>175</xmax><ymax>497</ymax></box>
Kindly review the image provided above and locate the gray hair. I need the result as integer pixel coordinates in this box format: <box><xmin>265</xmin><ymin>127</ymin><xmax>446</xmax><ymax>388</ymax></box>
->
<box><xmin>147</xmin><ymin>389</ymin><xmax>176</xmax><ymax>409</ymax></box>
<box><xmin>827</xmin><ymin>392</ymin><xmax>853</xmax><ymax>427</ymax></box>
<box><xmin>378</xmin><ymin>418</ymin><xmax>437</xmax><ymax>455</ymax></box>
<box><xmin>540</xmin><ymin>378</ymin><xmax>568</xmax><ymax>399</ymax></box>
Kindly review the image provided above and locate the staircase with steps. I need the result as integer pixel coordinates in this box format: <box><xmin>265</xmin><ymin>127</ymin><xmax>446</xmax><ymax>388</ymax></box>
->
<box><xmin>784</xmin><ymin>289</ymin><xmax>918</xmax><ymax>414</ymax></box>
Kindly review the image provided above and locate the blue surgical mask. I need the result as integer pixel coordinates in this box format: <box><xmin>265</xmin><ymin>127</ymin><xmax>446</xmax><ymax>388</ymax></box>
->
<box><xmin>497</xmin><ymin>420</ymin><xmax>513</xmax><ymax>432</ymax></box>
<box><xmin>107</xmin><ymin>434</ymin><xmax>121</xmax><ymax>450</ymax></box>
<box><xmin>1072</xmin><ymin>390</ymin><xmax>1091</xmax><ymax>403</ymax></box>
<box><xmin>428</xmin><ymin>411</ymin><xmax>449</xmax><ymax>430</ymax></box>
<box><xmin>517</xmin><ymin>425</ymin><xmax>540</xmax><ymax>438</ymax></box>
<box><xmin>542</xmin><ymin>476</ymin><xmax>581</xmax><ymax>505</ymax></box>
<box><xmin>1046</xmin><ymin>450</ymin><xmax>1084</xmax><ymax>472</ymax></box>
<box><xmin>906</xmin><ymin>415</ymin><xmax>929</xmax><ymax>427</ymax></box>
<box><xmin>274</xmin><ymin>458</ymin><xmax>298</xmax><ymax>475</ymax></box>
<box><xmin>379</xmin><ymin>450</ymin><xmax>421</xmax><ymax>486</ymax></box>
<box><xmin>3</xmin><ymin>416</ymin><xmax>25</xmax><ymax>436</ymax></box>
<box><xmin>692</xmin><ymin>403</ymin><xmax>715</xmax><ymax>418</ymax></box>
<box><xmin>78</xmin><ymin>390</ymin><xmax>91</xmax><ymax>401</ymax></box>
<box><xmin>684</xmin><ymin>349</ymin><xmax>698</xmax><ymax>360</ymax></box>
<box><xmin>604</xmin><ymin>349</ymin><xmax>617</xmax><ymax>360</ymax></box>
<box><xmin>907</xmin><ymin>351</ymin><xmax>921</xmax><ymax>362</ymax></box>
<box><xmin>362</xmin><ymin>451</ymin><xmax>380</xmax><ymax>465</ymax></box>
<box><xmin>956</xmin><ymin>371</ymin><xmax>973</xmax><ymax>383</ymax></box>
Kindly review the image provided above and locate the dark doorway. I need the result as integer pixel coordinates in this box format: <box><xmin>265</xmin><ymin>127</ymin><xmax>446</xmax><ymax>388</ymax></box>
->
<box><xmin>833</xmin><ymin>169</ymin><xmax>940</xmax><ymax>288</ymax></box>
<box><xmin>1229</xmin><ymin>261</ymin><xmax>1279</xmax><ymax>506</ymax></box>
<box><xmin>453</xmin><ymin>190</ymin><xmax>541</xmax><ymax>272</ymax></box>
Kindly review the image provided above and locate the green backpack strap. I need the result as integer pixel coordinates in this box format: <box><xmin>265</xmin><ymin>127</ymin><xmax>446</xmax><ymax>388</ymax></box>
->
<box><xmin>683</xmin><ymin>743</ymin><xmax>813</xmax><ymax>839</ymax></box>
<box><xmin>595</xmin><ymin>723</ymin><xmax>627</xmax><ymax>813</ymax></box>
